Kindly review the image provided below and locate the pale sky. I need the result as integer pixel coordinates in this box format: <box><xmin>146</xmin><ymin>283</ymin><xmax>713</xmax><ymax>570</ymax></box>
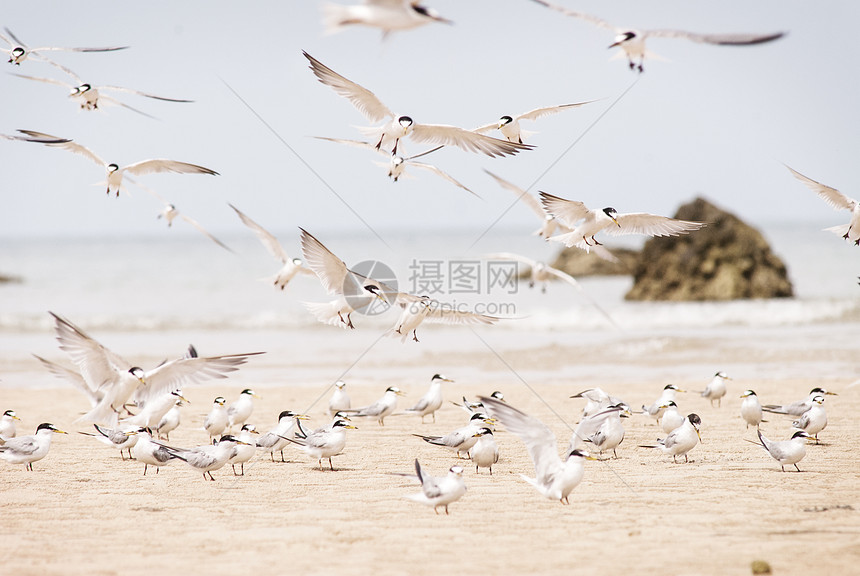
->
<box><xmin>1</xmin><ymin>0</ymin><xmax>857</xmax><ymax>241</ymax></box>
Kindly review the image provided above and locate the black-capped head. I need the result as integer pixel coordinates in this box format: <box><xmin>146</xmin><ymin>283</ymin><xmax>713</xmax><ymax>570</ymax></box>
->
<box><xmin>397</xmin><ymin>115</ymin><xmax>413</xmax><ymax>128</ymax></box>
<box><xmin>241</xmin><ymin>388</ymin><xmax>255</xmax><ymax>396</ymax></box>
<box><xmin>36</xmin><ymin>423</ymin><xmax>66</xmax><ymax>434</ymax></box>
<box><xmin>602</xmin><ymin>207</ymin><xmax>618</xmax><ymax>219</ymax></box>
<box><xmin>218</xmin><ymin>434</ymin><xmax>238</xmax><ymax>444</ymax></box>
<box><xmin>213</xmin><ymin>396</ymin><xmax>226</xmax><ymax>405</ymax></box>
<box><xmin>470</xmin><ymin>412</ymin><xmax>489</xmax><ymax>421</ymax></box>
<box><xmin>791</xmin><ymin>430</ymin><xmax>810</xmax><ymax>440</ymax></box>
<box><xmin>499</xmin><ymin>115</ymin><xmax>513</xmax><ymax>126</ymax></box>
<box><xmin>3</xmin><ymin>409</ymin><xmax>17</xmax><ymax>418</ymax></box>
<box><xmin>687</xmin><ymin>413</ymin><xmax>702</xmax><ymax>428</ymax></box>
<box><xmin>278</xmin><ymin>410</ymin><xmax>297</xmax><ymax>420</ymax></box>
<box><xmin>490</xmin><ymin>391</ymin><xmax>505</xmax><ymax>401</ymax></box>
<box><xmin>567</xmin><ymin>448</ymin><xmax>589</xmax><ymax>460</ymax></box>
<box><xmin>129</xmin><ymin>367</ymin><xmax>145</xmax><ymax>379</ymax></box>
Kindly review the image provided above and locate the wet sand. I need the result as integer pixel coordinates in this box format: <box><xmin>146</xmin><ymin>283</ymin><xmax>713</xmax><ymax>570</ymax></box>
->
<box><xmin>1</xmin><ymin>324</ymin><xmax>858</xmax><ymax>576</ymax></box>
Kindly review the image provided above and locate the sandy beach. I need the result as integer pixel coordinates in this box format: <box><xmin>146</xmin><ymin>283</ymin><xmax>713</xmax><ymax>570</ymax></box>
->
<box><xmin>1</xmin><ymin>324</ymin><xmax>858</xmax><ymax>576</ymax></box>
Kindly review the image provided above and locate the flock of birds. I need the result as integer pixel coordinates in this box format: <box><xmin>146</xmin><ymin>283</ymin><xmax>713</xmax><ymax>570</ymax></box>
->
<box><xmin>0</xmin><ymin>309</ymin><xmax>841</xmax><ymax>513</ymax></box>
<box><xmin>0</xmin><ymin>2</ymin><xmax>851</xmax><ymax>513</ymax></box>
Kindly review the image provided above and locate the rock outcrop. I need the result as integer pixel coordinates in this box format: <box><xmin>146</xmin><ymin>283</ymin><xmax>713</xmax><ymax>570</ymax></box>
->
<box><xmin>625</xmin><ymin>197</ymin><xmax>793</xmax><ymax>301</ymax></box>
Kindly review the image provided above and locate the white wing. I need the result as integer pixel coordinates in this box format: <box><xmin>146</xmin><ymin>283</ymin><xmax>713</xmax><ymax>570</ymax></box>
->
<box><xmin>528</xmin><ymin>0</ymin><xmax>619</xmax><ymax>31</ymax></box>
<box><xmin>410</xmin><ymin>123</ymin><xmax>532</xmax><ymax>157</ymax></box>
<box><xmin>120</xmin><ymin>159</ymin><xmax>219</xmax><ymax>177</ymax></box>
<box><xmin>516</xmin><ymin>101</ymin><xmax>596</xmax><ymax>122</ymax></box>
<box><xmin>229</xmin><ymin>203</ymin><xmax>289</xmax><ymax>262</ymax></box>
<box><xmin>49</xmin><ymin>311</ymin><xmax>132</xmax><ymax>391</ymax></box>
<box><xmin>483</xmin><ymin>169</ymin><xmax>549</xmax><ymax>222</ymax></box>
<box><xmin>10</xmin><ymin>72</ymin><xmax>73</xmax><ymax>89</ymax></box>
<box><xmin>96</xmin><ymin>84</ymin><xmax>193</xmax><ymax>103</ymax></box>
<box><xmin>3</xmin><ymin>27</ymin><xmax>129</xmax><ymax>53</ymax></box>
<box><xmin>408</xmin><ymin>161</ymin><xmax>478</xmax><ymax>197</ymax></box>
<box><xmin>134</xmin><ymin>352</ymin><xmax>263</xmax><ymax>405</ymax></box>
<box><xmin>303</xmin><ymin>50</ymin><xmax>393</xmax><ymax>123</ymax></box>
<box><xmin>538</xmin><ymin>192</ymin><xmax>592</xmax><ymax>227</ymax></box>
<box><xmin>646</xmin><ymin>29</ymin><xmax>785</xmax><ymax>46</ymax></box>
<box><xmin>299</xmin><ymin>228</ymin><xmax>351</xmax><ymax>295</ymax></box>
<box><xmin>484</xmin><ymin>251</ymin><xmax>538</xmax><ymax>269</ymax></box>
<box><xmin>423</xmin><ymin>306</ymin><xmax>499</xmax><ymax>326</ymax></box>
<box><xmin>17</xmin><ymin>130</ymin><xmax>107</xmax><ymax>167</ymax></box>
<box><xmin>786</xmin><ymin>165</ymin><xmax>856</xmax><ymax>211</ymax></box>
<box><xmin>178</xmin><ymin>213</ymin><xmax>233</xmax><ymax>253</ymax></box>
<box><xmin>607</xmin><ymin>213</ymin><xmax>705</xmax><ymax>237</ymax></box>
<box><xmin>480</xmin><ymin>396</ymin><xmax>562</xmax><ymax>485</ymax></box>
<box><xmin>33</xmin><ymin>354</ymin><xmax>101</xmax><ymax>407</ymax></box>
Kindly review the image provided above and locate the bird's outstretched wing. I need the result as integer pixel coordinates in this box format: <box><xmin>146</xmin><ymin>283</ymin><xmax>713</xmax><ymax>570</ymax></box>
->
<box><xmin>785</xmin><ymin>165</ymin><xmax>856</xmax><ymax>211</ymax></box>
<box><xmin>303</xmin><ymin>50</ymin><xmax>393</xmax><ymax>123</ymax></box>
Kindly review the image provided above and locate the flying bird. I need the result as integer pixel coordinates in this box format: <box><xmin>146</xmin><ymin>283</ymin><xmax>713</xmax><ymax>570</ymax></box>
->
<box><xmin>48</xmin><ymin>311</ymin><xmax>261</xmax><ymax>426</ymax></box>
<box><xmin>386</xmin><ymin>294</ymin><xmax>499</xmax><ymax>343</ymax></box>
<box><xmin>322</xmin><ymin>0</ymin><xmax>453</xmax><ymax>38</ymax></box>
<box><xmin>540</xmin><ymin>191</ymin><xmax>705</xmax><ymax>259</ymax></box>
<box><xmin>786</xmin><ymin>165</ymin><xmax>860</xmax><ymax>245</ymax></box>
<box><xmin>11</xmin><ymin>60</ymin><xmax>192</xmax><ymax>117</ymax></box>
<box><xmin>480</xmin><ymin>396</ymin><xmax>595</xmax><ymax>504</ymax></box>
<box><xmin>483</xmin><ymin>169</ymin><xmax>570</xmax><ymax>239</ymax></box>
<box><xmin>473</xmin><ymin>101</ymin><xmax>596</xmax><ymax>144</ymax></box>
<box><xmin>18</xmin><ymin>130</ymin><xmax>218</xmax><ymax>197</ymax></box>
<box><xmin>303</xmin><ymin>50</ymin><xmax>532</xmax><ymax>157</ymax></box>
<box><xmin>0</xmin><ymin>27</ymin><xmax>128</xmax><ymax>66</ymax></box>
<box><xmin>134</xmin><ymin>184</ymin><xmax>232</xmax><ymax>252</ymax></box>
<box><xmin>314</xmin><ymin>137</ymin><xmax>477</xmax><ymax>196</ymax></box>
<box><xmin>528</xmin><ymin>0</ymin><xmax>785</xmax><ymax>72</ymax></box>
<box><xmin>229</xmin><ymin>204</ymin><xmax>316</xmax><ymax>290</ymax></box>
<box><xmin>300</xmin><ymin>227</ymin><xmax>392</xmax><ymax>329</ymax></box>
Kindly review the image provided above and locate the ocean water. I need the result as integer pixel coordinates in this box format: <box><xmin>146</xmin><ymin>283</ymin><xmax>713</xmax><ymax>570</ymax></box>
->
<box><xmin>1</xmin><ymin>221</ymin><xmax>859</xmax><ymax>388</ymax></box>
<box><xmin>2</xmin><ymin>221</ymin><xmax>858</xmax><ymax>330</ymax></box>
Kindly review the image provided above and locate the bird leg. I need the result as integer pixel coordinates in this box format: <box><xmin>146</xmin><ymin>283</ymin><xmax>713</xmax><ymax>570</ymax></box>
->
<box><xmin>794</xmin><ymin>464</ymin><xmax>801</xmax><ymax>472</ymax></box>
<box><xmin>328</xmin><ymin>457</ymin><xmax>335</xmax><ymax>471</ymax></box>
<box><xmin>412</xmin><ymin>330</ymin><xmax>419</xmax><ymax>342</ymax></box>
